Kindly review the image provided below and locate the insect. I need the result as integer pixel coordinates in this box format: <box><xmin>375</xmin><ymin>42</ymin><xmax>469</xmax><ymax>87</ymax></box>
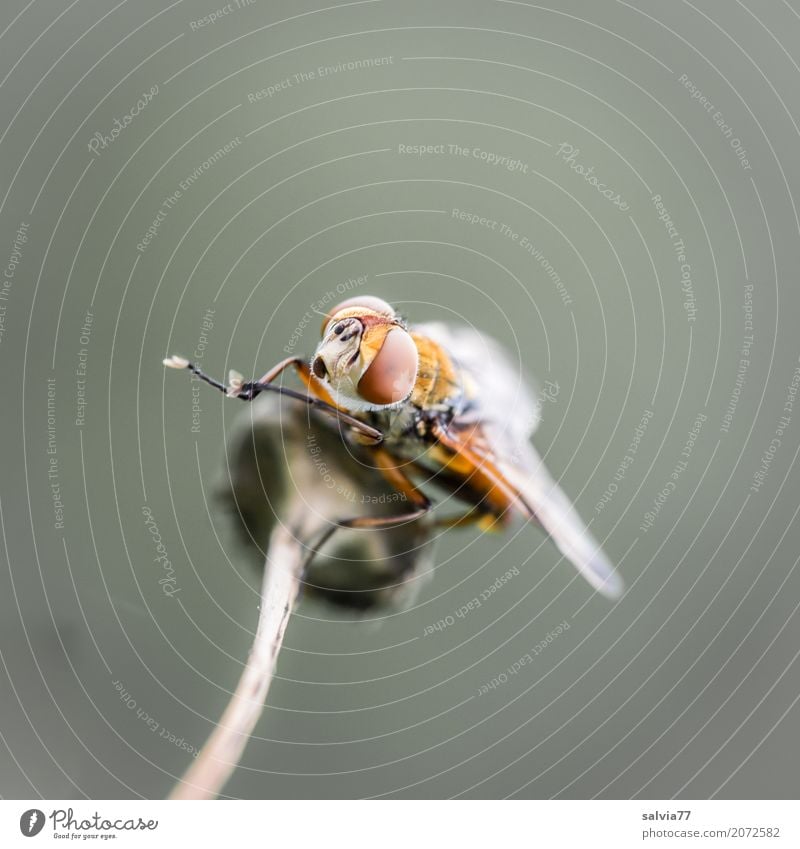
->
<box><xmin>164</xmin><ymin>295</ymin><xmax>622</xmax><ymax>598</ymax></box>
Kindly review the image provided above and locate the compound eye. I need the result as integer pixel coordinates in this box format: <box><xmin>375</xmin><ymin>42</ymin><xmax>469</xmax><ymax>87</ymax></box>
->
<box><xmin>357</xmin><ymin>327</ymin><xmax>419</xmax><ymax>405</ymax></box>
<box><xmin>321</xmin><ymin>295</ymin><xmax>395</xmax><ymax>333</ymax></box>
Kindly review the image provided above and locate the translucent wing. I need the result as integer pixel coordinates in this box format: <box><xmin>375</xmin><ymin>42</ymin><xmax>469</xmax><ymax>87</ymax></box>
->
<box><xmin>496</xmin><ymin>444</ymin><xmax>624</xmax><ymax>598</ymax></box>
<box><xmin>414</xmin><ymin>321</ymin><xmax>623</xmax><ymax>599</ymax></box>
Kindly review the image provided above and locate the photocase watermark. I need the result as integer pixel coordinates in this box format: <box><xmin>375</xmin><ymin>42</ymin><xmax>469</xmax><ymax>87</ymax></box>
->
<box><xmin>477</xmin><ymin>620</ymin><xmax>571</xmax><ymax>695</ymax></box>
<box><xmin>25</xmin><ymin>807</ymin><xmax>158</xmax><ymax>836</ymax></box>
<box><xmin>305</xmin><ymin>431</ymin><xmax>408</xmax><ymax>505</ymax></box>
<box><xmin>190</xmin><ymin>308</ymin><xmax>216</xmax><ymax>433</ymax></box>
<box><xmin>0</xmin><ymin>221</ymin><xmax>28</xmax><ymax>346</ymax></box>
<box><xmin>423</xmin><ymin>566</ymin><xmax>520</xmax><ymax>635</ymax></box>
<box><xmin>536</xmin><ymin>379</ymin><xmax>560</xmax><ymax>407</ymax></box>
<box><xmin>283</xmin><ymin>275</ymin><xmax>368</xmax><ymax>354</ymax></box>
<box><xmin>87</xmin><ymin>84</ymin><xmax>159</xmax><ymax>157</ymax></box>
<box><xmin>74</xmin><ymin>309</ymin><xmax>93</xmax><ymax>428</ymax></box>
<box><xmin>398</xmin><ymin>142</ymin><xmax>530</xmax><ymax>174</ymax></box>
<box><xmin>46</xmin><ymin>378</ymin><xmax>65</xmax><ymax>531</ymax></box>
<box><xmin>640</xmin><ymin>411</ymin><xmax>706</xmax><ymax>532</ymax></box>
<box><xmin>136</xmin><ymin>137</ymin><xmax>242</xmax><ymax>253</ymax></box>
<box><xmin>140</xmin><ymin>506</ymin><xmax>180</xmax><ymax>596</ymax></box>
<box><xmin>452</xmin><ymin>208</ymin><xmax>501</xmax><ymax>232</ymax></box>
<box><xmin>678</xmin><ymin>73</ymin><xmax>752</xmax><ymax>170</ymax></box>
<box><xmin>452</xmin><ymin>207</ymin><xmax>572</xmax><ymax>307</ymax></box>
<box><xmin>306</xmin><ymin>431</ymin><xmax>354</xmax><ymax>499</ymax></box>
<box><xmin>247</xmin><ymin>56</ymin><xmax>393</xmax><ymax>102</ymax></box>
<box><xmin>720</xmin><ymin>282</ymin><xmax>754</xmax><ymax>433</ymax></box>
<box><xmin>497</xmin><ymin>380</ymin><xmax>559</xmax><ymax>469</ymax></box>
<box><xmin>19</xmin><ymin>809</ymin><xmax>45</xmax><ymax>837</ymax></box>
<box><xmin>503</xmin><ymin>221</ymin><xmax>573</xmax><ymax>307</ymax></box>
<box><xmin>652</xmin><ymin>194</ymin><xmax>696</xmax><ymax>322</ymax></box>
<box><xmin>595</xmin><ymin>409</ymin><xmax>654</xmax><ymax>514</ymax></box>
<box><xmin>113</xmin><ymin>679</ymin><xmax>198</xmax><ymax>758</ymax></box>
<box><xmin>554</xmin><ymin>143</ymin><xmax>630</xmax><ymax>211</ymax></box>
<box><xmin>750</xmin><ymin>356</ymin><xmax>800</xmax><ymax>493</ymax></box>
<box><xmin>188</xmin><ymin>0</ymin><xmax>255</xmax><ymax>32</ymax></box>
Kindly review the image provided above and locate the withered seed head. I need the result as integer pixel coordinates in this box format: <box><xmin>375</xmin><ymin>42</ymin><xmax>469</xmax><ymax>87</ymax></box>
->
<box><xmin>218</xmin><ymin>395</ymin><xmax>436</xmax><ymax>609</ymax></box>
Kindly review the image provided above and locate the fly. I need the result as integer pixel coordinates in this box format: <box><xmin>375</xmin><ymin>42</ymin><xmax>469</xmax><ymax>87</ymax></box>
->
<box><xmin>164</xmin><ymin>295</ymin><xmax>623</xmax><ymax>598</ymax></box>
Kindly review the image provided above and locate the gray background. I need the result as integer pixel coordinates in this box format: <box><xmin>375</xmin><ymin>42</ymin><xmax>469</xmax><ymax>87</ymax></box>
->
<box><xmin>1</xmin><ymin>0</ymin><xmax>799</xmax><ymax>799</ymax></box>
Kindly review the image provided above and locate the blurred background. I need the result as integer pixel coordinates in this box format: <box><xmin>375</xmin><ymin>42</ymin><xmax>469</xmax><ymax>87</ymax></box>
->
<box><xmin>1</xmin><ymin>0</ymin><xmax>799</xmax><ymax>799</ymax></box>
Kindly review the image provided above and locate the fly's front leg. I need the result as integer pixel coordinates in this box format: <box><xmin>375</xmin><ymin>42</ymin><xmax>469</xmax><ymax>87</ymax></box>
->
<box><xmin>225</xmin><ymin>356</ymin><xmax>316</xmax><ymax>401</ymax></box>
<box><xmin>229</xmin><ymin>356</ymin><xmax>307</xmax><ymax>399</ymax></box>
<box><xmin>163</xmin><ymin>354</ymin><xmax>383</xmax><ymax>443</ymax></box>
<box><xmin>233</xmin><ymin>357</ymin><xmax>326</xmax><ymax>400</ymax></box>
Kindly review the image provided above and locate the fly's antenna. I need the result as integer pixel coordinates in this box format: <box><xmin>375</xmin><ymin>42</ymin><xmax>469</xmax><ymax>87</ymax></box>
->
<box><xmin>309</xmin><ymin>304</ymin><xmax>331</xmax><ymax>326</ymax></box>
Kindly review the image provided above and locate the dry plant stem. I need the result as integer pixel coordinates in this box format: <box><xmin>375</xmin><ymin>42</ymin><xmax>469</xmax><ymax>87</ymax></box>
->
<box><xmin>169</xmin><ymin>523</ymin><xmax>304</xmax><ymax>800</ymax></box>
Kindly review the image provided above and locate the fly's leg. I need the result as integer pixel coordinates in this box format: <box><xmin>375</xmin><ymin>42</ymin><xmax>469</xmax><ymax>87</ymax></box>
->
<box><xmin>428</xmin><ymin>420</ymin><xmax>535</xmax><ymax>519</ymax></box>
<box><xmin>255</xmin><ymin>357</ymin><xmax>339</xmax><ymax>409</ymax></box>
<box><xmin>163</xmin><ymin>354</ymin><xmax>383</xmax><ymax>444</ymax></box>
<box><xmin>298</xmin><ymin>503</ymin><xmax>433</xmax><ymax>589</ymax></box>
<box><xmin>299</xmin><ymin>448</ymin><xmax>432</xmax><ymax>583</ymax></box>
<box><xmin>235</xmin><ymin>357</ymin><xmax>332</xmax><ymax>403</ymax></box>
<box><xmin>432</xmin><ymin>507</ymin><xmax>508</xmax><ymax>532</ymax></box>
<box><xmin>256</xmin><ymin>356</ymin><xmax>305</xmax><ymax>385</ymax></box>
<box><xmin>369</xmin><ymin>447</ymin><xmax>432</xmax><ymax>510</ymax></box>
<box><xmin>370</xmin><ymin>447</ymin><xmax>509</xmax><ymax>531</ymax></box>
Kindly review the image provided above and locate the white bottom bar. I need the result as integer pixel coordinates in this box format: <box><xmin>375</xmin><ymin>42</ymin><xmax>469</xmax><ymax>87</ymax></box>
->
<box><xmin>1</xmin><ymin>799</ymin><xmax>796</xmax><ymax>847</ymax></box>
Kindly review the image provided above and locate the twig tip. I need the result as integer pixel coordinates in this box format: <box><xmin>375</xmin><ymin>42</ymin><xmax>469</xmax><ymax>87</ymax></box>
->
<box><xmin>164</xmin><ymin>355</ymin><xmax>190</xmax><ymax>369</ymax></box>
<box><xmin>227</xmin><ymin>369</ymin><xmax>244</xmax><ymax>397</ymax></box>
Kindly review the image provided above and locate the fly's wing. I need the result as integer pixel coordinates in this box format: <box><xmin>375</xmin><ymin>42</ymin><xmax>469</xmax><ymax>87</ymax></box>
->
<box><xmin>414</xmin><ymin>321</ymin><xmax>623</xmax><ymax>599</ymax></box>
<box><xmin>498</xmin><ymin>443</ymin><xmax>624</xmax><ymax>599</ymax></box>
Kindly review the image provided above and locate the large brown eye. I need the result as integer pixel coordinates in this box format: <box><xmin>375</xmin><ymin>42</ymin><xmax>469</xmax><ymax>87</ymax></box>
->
<box><xmin>357</xmin><ymin>328</ymin><xmax>418</xmax><ymax>405</ymax></box>
<box><xmin>321</xmin><ymin>295</ymin><xmax>395</xmax><ymax>333</ymax></box>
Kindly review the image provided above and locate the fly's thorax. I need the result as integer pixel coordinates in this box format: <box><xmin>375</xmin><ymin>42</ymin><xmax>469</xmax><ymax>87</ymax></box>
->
<box><xmin>408</xmin><ymin>332</ymin><xmax>465</xmax><ymax>410</ymax></box>
<box><xmin>367</xmin><ymin>401</ymin><xmax>420</xmax><ymax>445</ymax></box>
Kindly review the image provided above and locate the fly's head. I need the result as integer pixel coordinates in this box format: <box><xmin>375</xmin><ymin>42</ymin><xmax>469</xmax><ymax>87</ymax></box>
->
<box><xmin>311</xmin><ymin>296</ymin><xmax>419</xmax><ymax>412</ymax></box>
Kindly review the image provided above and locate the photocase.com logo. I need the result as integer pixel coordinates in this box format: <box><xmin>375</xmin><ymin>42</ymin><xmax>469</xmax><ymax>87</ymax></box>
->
<box><xmin>19</xmin><ymin>809</ymin><xmax>45</xmax><ymax>837</ymax></box>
